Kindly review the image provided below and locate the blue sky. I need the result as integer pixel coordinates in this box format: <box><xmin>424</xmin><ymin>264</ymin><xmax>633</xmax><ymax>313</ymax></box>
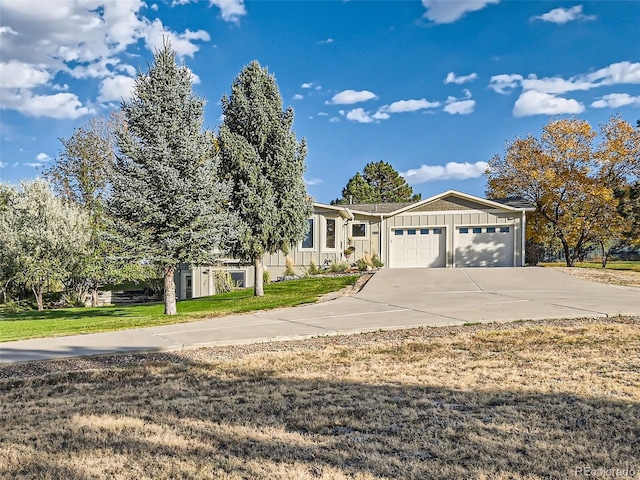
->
<box><xmin>1</xmin><ymin>0</ymin><xmax>639</xmax><ymax>204</ymax></box>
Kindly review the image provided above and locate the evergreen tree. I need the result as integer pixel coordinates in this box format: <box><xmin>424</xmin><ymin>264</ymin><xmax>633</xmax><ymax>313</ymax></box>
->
<box><xmin>333</xmin><ymin>160</ymin><xmax>421</xmax><ymax>204</ymax></box>
<box><xmin>219</xmin><ymin>61</ymin><xmax>312</xmax><ymax>296</ymax></box>
<box><xmin>107</xmin><ymin>41</ymin><xmax>236</xmax><ymax>315</ymax></box>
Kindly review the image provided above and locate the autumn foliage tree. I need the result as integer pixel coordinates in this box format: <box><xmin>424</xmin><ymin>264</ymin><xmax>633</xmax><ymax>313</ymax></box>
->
<box><xmin>486</xmin><ymin>116</ymin><xmax>639</xmax><ymax>267</ymax></box>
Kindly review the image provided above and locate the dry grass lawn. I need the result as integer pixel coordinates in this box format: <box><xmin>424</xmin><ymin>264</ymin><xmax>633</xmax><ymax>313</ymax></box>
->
<box><xmin>1</xmin><ymin>316</ymin><xmax>639</xmax><ymax>479</ymax></box>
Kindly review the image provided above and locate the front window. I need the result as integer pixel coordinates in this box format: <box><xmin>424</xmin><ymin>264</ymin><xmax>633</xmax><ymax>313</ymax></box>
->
<box><xmin>325</xmin><ymin>219</ymin><xmax>336</xmax><ymax>249</ymax></box>
<box><xmin>302</xmin><ymin>218</ymin><xmax>314</xmax><ymax>249</ymax></box>
<box><xmin>352</xmin><ymin>223</ymin><xmax>366</xmax><ymax>238</ymax></box>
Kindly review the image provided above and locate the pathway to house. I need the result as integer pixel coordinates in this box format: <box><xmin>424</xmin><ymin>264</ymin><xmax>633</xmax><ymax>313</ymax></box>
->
<box><xmin>2</xmin><ymin>267</ymin><xmax>639</xmax><ymax>364</ymax></box>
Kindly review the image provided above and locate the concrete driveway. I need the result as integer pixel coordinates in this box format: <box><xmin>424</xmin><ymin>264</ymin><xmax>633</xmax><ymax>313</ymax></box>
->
<box><xmin>1</xmin><ymin>267</ymin><xmax>639</xmax><ymax>364</ymax></box>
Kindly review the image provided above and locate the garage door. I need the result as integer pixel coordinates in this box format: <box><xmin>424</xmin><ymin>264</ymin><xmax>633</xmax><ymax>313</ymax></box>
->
<box><xmin>454</xmin><ymin>226</ymin><xmax>514</xmax><ymax>267</ymax></box>
<box><xmin>390</xmin><ymin>228</ymin><xmax>446</xmax><ymax>268</ymax></box>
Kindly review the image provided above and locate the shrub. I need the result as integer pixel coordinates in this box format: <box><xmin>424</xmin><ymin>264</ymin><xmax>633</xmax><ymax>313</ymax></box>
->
<box><xmin>307</xmin><ymin>259</ymin><xmax>321</xmax><ymax>276</ymax></box>
<box><xmin>328</xmin><ymin>262</ymin><xmax>350</xmax><ymax>273</ymax></box>
<box><xmin>263</xmin><ymin>269</ymin><xmax>271</xmax><ymax>285</ymax></box>
<box><xmin>283</xmin><ymin>256</ymin><xmax>296</xmax><ymax>277</ymax></box>
<box><xmin>371</xmin><ymin>253</ymin><xmax>384</xmax><ymax>268</ymax></box>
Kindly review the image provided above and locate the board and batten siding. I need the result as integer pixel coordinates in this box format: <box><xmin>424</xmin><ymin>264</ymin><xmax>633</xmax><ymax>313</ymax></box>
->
<box><xmin>262</xmin><ymin>211</ymin><xmax>382</xmax><ymax>276</ymax></box>
<box><xmin>387</xmin><ymin>208</ymin><xmax>525</xmax><ymax>267</ymax></box>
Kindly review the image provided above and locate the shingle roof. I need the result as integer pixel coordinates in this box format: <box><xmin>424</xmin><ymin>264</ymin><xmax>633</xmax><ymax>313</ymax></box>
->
<box><xmin>491</xmin><ymin>197</ymin><xmax>536</xmax><ymax>210</ymax></box>
<box><xmin>345</xmin><ymin>202</ymin><xmax>417</xmax><ymax>214</ymax></box>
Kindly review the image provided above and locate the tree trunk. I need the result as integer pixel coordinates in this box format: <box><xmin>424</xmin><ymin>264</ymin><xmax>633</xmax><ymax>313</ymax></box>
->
<box><xmin>561</xmin><ymin>239</ymin><xmax>573</xmax><ymax>267</ymax></box>
<box><xmin>600</xmin><ymin>241</ymin><xmax>609</xmax><ymax>268</ymax></box>
<box><xmin>164</xmin><ymin>265</ymin><xmax>177</xmax><ymax>315</ymax></box>
<box><xmin>254</xmin><ymin>255</ymin><xmax>264</xmax><ymax>297</ymax></box>
<box><xmin>32</xmin><ymin>284</ymin><xmax>44</xmax><ymax>311</ymax></box>
<box><xmin>91</xmin><ymin>288</ymin><xmax>99</xmax><ymax>307</ymax></box>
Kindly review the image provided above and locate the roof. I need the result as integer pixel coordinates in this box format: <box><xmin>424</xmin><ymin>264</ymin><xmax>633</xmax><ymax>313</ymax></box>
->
<box><xmin>314</xmin><ymin>190</ymin><xmax>536</xmax><ymax>217</ymax></box>
<box><xmin>341</xmin><ymin>202</ymin><xmax>416</xmax><ymax>214</ymax></box>
<box><xmin>491</xmin><ymin>197</ymin><xmax>536</xmax><ymax>210</ymax></box>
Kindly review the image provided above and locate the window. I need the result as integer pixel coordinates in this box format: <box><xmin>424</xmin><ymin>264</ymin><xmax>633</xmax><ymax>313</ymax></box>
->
<box><xmin>230</xmin><ymin>271</ymin><xmax>246</xmax><ymax>288</ymax></box>
<box><xmin>473</xmin><ymin>227</ymin><xmax>482</xmax><ymax>234</ymax></box>
<box><xmin>394</xmin><ymin>229</ymin><xmax>404</xmax><ymax>236</ymax></box>
<box><xmin>486</xmin><ymin>227</ymin><xmax>496</xmax><ymax>233</ymax></box>
<box><xmin>420</xmin><ymin>229</ymin><xmax>429</xmax><ymax>235</ymax></box>
<box><xmin>459</xmin><ymin>227</ymin><xmax>469</xmax><ymax>234</ymax></box>
<box><xmin>325</xmin><ymin>219</ymin><xmax>336</xmax><ymax>249</ymax></box>
<box><xmin>500</xmin><ymin>226</ymin><xmax>510</xmax><ymax>233</ymax></box>
<box><xmin>433</xmin><ymin>228</ymin><xmax>443</xmax><ymax>235</ymax></box>
<box><xmin>301</xmin><ymin>219</ymin><xmax>314</xmax><ymax>249</ymax></box>
<box><xmin>352</xmin><ymin>223</ymin><xmax>367</xmax><ymax>238</ymax></box>
<box><xmin>408</xmin><ymin>229</ymin><xmax>416</xmax><ymax>235</ymax></box>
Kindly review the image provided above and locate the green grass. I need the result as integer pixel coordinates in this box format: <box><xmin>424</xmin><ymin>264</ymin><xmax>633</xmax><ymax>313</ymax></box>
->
<box><xmin>540</xmin><ymin>261</ymin><xmax>640</xmax><ymax>272</ymax></box>
<box><xmin>0</xmin><ymin>276</ymin><xmax>358</xmax><ymax>343</ymax></box>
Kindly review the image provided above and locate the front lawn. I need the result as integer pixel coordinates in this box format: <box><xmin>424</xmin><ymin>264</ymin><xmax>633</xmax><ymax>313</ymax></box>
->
<box><xmin>1</xmin><ymin>317</ymin><xmax>638</xmax><ymax>479</ymax></box>
<box><xmin>0</xmin><ymin>276</ymin><xmax>358</xmax><ymax>343</ymax></box>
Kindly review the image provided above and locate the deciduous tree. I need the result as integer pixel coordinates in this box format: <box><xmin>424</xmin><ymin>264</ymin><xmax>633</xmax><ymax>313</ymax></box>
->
<box><xmin>45</xmin><ymin>113</ymin><xmax>129</xmax><ymax>306</ymax></box>
<box><xmin>486</xmin><ymin>116</ymin><xmax>639</xmax><ymax>267</ymax></box>
<box><xmin>218</xmin><ymin>61</ymin><xmax>312</xmax><ymax>297</ymax></box>
<box><xmin>108</xmin><ymin>41</ymin><xmax>236</xmax><ymax>315</ymax></box>
<box><xmin>332</xmin><ymin>161</ymin><xmax>421</xmax><ymax>204</ymax></box>
<box><xmin>0</xmin><ymin>180</ymin><xmax>91</xmax><ymax>310</ymax></box>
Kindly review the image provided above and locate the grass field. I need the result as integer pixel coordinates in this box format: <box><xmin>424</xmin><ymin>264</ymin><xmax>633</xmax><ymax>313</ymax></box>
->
<box><xmin>1</xmin><ymin>317</ymin><xmax>638</xmax><ymax>479</ymax></box>
<box><xmin>540</xmin><ymin>261</ymin><xmax>640</xmax><ymax>272</ymax></box>
<box><xmin>0</xmin><ymin>276</ymin><xmax>358</xmax><ymax>343</ymax></box>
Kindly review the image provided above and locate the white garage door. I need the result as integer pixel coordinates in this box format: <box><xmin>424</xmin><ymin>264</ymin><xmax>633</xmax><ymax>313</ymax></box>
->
<box><xmin>390</xmin><ymin>228</ymin><xmax>446</xmax><ymax>268</ymax></box>
<box><xmin>454</xmin><ymin>226</ymin><xmax>514</xmax><ymax>267</ymax></box>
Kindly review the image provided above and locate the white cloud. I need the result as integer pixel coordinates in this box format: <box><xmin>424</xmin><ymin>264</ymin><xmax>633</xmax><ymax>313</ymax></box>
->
<box><xmin>36</xmin><ymin>153</ymin><xmax>51</xmax><ymax>162</ymax></box>
<box><xmin>209</xmin><ymin>0</ymin><xmax>247</xmax><ymax>23</ymax></box>
<box><xmin>401</xmin><ymin>161</ymin><xmax>489</xmax><ymax>184</ymax></box>
<box><xmin>304</xmin><ymin>177</ymin><xmax>322</xmax><ymax>186</ymax></box>
<box><xmin>143</xmin><ymin>21</ymin><xmax>211</xmax><ymax>58</ymax></box>
<box><xmin>489</xmin><ymin>74</ymin><xmax>524</xmax><ymax>94</ymax></box>
<box><xmin>0</xmin><ymin>61</ymin><xmax>50</xmax><ymax>88</ymax></box>
<box><xmin>345</xmin><ymin>108</ymin><xmax>376</xmax><ymax>123</ymax></box>
<box><xmin>327</xmin><ymin>90</ymin><xmax>377</xmax><ymax>105</ymax></box>
<box><xmin>98</xmin><ymin>75</ymin><xmax>136</xmax><ymax>103</ymax></box>
<box><xmin>535</xmin><ymin>5</ymin><xmax>595</xmax><ymax>24</ymax></box>
<box><xmin>172</xmin><ymin>0</ymin><xmax>246</xmax><ymax>23</ymax></box>
<box><xmin>24</xmin><ymin>162</ymin><xmax>44</xmax><ymax>168</ymax></box>
<box><xmin>0</xmin><ymin>26</ymin><xmax>18</xmax><ymax>36</ymax></box>
<box><xmin>591</xmin><ymin>93</ymin><xmax>640</xmax><ymax>109</ymax></box>
<box><xmin>317</xmin><ymin>112</ymin><xmax>328</xmax><ymax>116</ymax></box>
<box><xmin>421</xmin><ymin>0</ymin><xmax>500</xmax><ymax>24</ymax></box>
<box><xmin>444</xmin><ymin>72</ymin><xmax>478</xmax><ymax>85</ymax></box>
<box><xmin>513</xmin><ymin>90</ymin><xmax>584</xmax><ymax>117</ymax></box>
<box><xmin>380</xmin><ymin>98</ymin><xmax>440</xmax><ymax>113</ymax></box>
<box><xmin>491</xmin><ymin>62</ymin><xmax>640</xmax><ymax>97</ymax></box>
<box><xmin>2</xmin><ymin>90</ymin><xmax>95</xmax><ymax>119</ymax></box>
<box><xmin>318</xmin><ymin>38</ymin><xmax>334</xmax><ymax>45</ymax></box>
<box><xmin>301</xmin><ymin>82</ymin><xmax>314</xmax><ymax>89</ymax></box>
<box><xmin>444</xmin><ymin>99</ymin><xmax>476</xmax><ymax>115</ymax></box>
<box><xmin>0</xmin><ymin>0</ymin><xmax>212</xmax><ymax>118</ymax></box>
<box><xmin>293</xmin><ymin>94</ymin><xmax>304</xmax><ymax>100</ymax></box>
<box><xmin>490</xmin><ymin>61</ymin><xmax>640</xmax><ymax>117</ymax></box>
<box><xmin>0</xmin><ymin>161</ymin><xmax>7</xmax><ymax>168</ymax></box>
<box><xmin>586</xmin><ymin>61</ymin><xmax>640</xmax><ymax>87</ymax></box>
<box><xmin>329</xmin><ymin>117</ymin><xmax>340</xmax><ymax>123</ymax></box>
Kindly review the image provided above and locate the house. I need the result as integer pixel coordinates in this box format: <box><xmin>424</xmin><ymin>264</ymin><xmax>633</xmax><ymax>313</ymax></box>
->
<box><xmin>175</xmin><ymin>190</ymin><xmax>535</xmax><ymax>299</ymax></box>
